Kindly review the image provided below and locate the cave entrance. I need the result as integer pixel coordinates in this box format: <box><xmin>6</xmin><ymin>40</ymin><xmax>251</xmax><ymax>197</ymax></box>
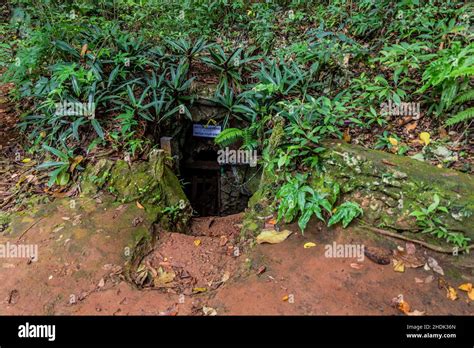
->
<box><xmin>173</xmin><ymin>123</ymin><xmax>256</xmax><ymax>217</ymax></box>
<box><xmin>177</xmin><ymin>123</ymin><xmax>221</xmax><ymax>217</ymax></box>
<box><xmin>181</xmin><ymin>148</ymin><xmax>220</xmax><ymax>217</ymax></box>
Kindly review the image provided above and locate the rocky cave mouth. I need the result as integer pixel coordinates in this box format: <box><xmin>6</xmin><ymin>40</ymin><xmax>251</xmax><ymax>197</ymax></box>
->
<box><xmin>155</xmin><ymin>107</ymin><xmax>260</xmax><ymax>218</ymax></box>
<box><xmin>178</xmin><ymin>133</ymin><xmax>254</xmax><ymax>218</ymax></box>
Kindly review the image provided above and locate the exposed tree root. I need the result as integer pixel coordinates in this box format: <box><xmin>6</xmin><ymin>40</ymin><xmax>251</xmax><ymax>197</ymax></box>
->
<box><xmin>362</xmin><ymin>226</ymin><xmax>474</xmax><ymax>254</ymax></box>
<box><xmin>17</xmin><ymin>217</ymin><xmax>45</xmax><ymax>242</ymax></box>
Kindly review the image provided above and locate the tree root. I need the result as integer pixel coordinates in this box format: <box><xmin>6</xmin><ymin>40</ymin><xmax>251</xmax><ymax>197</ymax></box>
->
<box><xmin>362</xmin><ymin>226</ymin><xmax>474</xmax><ymax>254</ymax></box>
<box><xmin>17</xmin><ymin>217</ymin><xmax>45</xmax><ymax>242</ymax></box>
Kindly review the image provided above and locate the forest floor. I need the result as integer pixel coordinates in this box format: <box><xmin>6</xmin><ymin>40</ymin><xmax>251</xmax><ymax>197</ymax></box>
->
<box><xmin>0</xmin><ymin>198</ymin><xmax>473</xmax><ymax>316</ymax></box>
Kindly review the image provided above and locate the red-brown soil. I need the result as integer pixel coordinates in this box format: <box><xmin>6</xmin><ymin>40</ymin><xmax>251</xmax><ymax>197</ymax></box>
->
<box><xmin>0</xmin><ymin>198</ymin><xmax>472</xmax><ymax>316</ymax></box>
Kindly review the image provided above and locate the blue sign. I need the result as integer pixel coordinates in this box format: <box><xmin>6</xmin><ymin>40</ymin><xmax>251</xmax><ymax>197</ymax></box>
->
<box><xmin>193</xmin><ymin>124</ymin><xmax>221</xmax><ymax>138</ymax></box>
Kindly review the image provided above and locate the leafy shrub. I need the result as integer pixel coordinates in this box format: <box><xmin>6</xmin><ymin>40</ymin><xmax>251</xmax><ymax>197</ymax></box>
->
<box><xmin>418</xmin><ymin>42</ymin><xmax>474</xmax><ymax>125</ymax></box>
<box><xmin>328</xmin><ymin>202</ymin><xmax>363</xmax><ymax>228</ymax></box>
<box><xmin>410</xmin><ymin>194</ymin><xmax>471</xmax><ymax>248</ymax></box>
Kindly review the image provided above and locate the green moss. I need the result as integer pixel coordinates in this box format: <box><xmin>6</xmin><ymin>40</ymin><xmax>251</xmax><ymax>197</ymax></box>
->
<box><xmin>444</xmin><ymin>266</ymin><xmax>463</xmax><ymax>281</ymax></box>
<box><xmin>321</xmin><ymin>140</ymin><xmax>474</xmax><ymax>241</ymax></box>
<box><xmin>248</xmin><ymin>189</ymin><xmax>263</xmax><ymax>209</ymax></box>
<box><xmin>81</xmin><ymin>150</ymin><xmax>191</xmax><ymax>233</ymax></box>
<box><xmin>0</xmin><ymin>211</ymin><xmax>10</xmax><ymax>225</ymax></box>
<box><xmin>80</xmin><ymin>158</ymin><xmax>114</xmax><ymax>195</ymax></box>
<box><xmin>131</xmin><ymin>226</ymin><xmax>152</xmax><ymax>247</ymax></box>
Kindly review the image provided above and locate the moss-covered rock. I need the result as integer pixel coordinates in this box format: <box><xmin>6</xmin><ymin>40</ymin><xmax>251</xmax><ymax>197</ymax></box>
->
<box><xmin>0</xmin><ymin>211</ymin><xmax>11</xmax><ymax>226</ymax></box>
<box><xmin>80</xmin><ymin>158</ymin><xmax>114</xmax><ymax>195</ymax></box>
<box><xmin>244</xmin><ymin>129</ymin><xmax>474</xmax><ymax>246</ymax></box>
<box><xmin>242</xmin><ymin>117</ymin><xmax>285</xmax><ymax>236</ymax></box>
<box><xmin>319</xmin><ymin>140</ymin><xmax>474</xmax><ymax>241</ymax></box>
<box><xmin>80</xmin><ymin>149</ymin><xmax>192</xmax><ymax>233</ymax></box>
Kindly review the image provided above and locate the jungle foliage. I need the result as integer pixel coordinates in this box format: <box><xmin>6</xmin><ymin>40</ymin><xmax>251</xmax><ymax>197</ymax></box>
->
<box><xmin>1</xmin><ymin>0</ymin><xmax>472</xmax><ymax>240</ymax></box>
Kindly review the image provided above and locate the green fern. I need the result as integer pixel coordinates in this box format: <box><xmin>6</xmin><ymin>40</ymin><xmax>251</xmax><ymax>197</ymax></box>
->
<box><xmin>446</xmin><ymin>107</ymin><xmax>474</xmax><ymax>126</ymax></box>
<box><xmin>446</xmin><ymin>89</ymin><xmax>474</xmax><ymax>126</ymax></box>
<box><xmin>454</xmin><ymin>89</ymin><xmax>474</xmax><ymax>105</ymax></box>
<box><xmin>214</xmin><ymin>128</ymin><xmax>244</xmax><ymax>147</ymax></box>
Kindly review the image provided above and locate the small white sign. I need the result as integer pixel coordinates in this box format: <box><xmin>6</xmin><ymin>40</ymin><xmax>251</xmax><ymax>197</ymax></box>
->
<box><xmin>193</xmin><ymin>124</ymin><xmax>221</xmax><ymax>138</ymax></box>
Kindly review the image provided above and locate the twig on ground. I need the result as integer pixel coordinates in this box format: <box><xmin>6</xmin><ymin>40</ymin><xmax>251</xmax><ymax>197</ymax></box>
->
<box><xmin>362</xmin><ymin>226</ymin><xmax>474</xmax><ymax>254</ymax></box>
<box><xmin>17</xmin><ymin>217</ymin><xmax>45</xmax><ymax>242</ymax></box>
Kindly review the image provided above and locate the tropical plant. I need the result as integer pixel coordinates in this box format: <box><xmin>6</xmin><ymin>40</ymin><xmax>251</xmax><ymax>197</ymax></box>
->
<box><xmin>165</xmin><ymin>38</ymin><xmax>210</xmax><ymax>69</ymax></box>
<box><xmin>418</xmin><ymin>42</ymin><xmax>474</xmax><ymax>123</ymax></box>
<box><xmin>410</xmin><ymin>194</ymin><xmax>471</xmax><ymax>248</ymax></box>
<box><xmin>37</xmin><ymin>145</ymin><xmax>83</xmax><ymax>186</ymax></box>
<box><xmin>275</xmin><ymin>173</ymin><xmax>333</xmax><ymax>233</ymax></box>
<box><xmin>328</xmin><ymin>201</ymin><xmax>363</xmax><ymax>228</ymax></box>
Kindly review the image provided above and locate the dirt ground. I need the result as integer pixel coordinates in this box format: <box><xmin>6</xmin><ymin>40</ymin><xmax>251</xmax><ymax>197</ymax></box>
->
<box><xmin>0</xmin><ymin>196</ymin><xmax>472</xmax><ymax>316</ymax></box>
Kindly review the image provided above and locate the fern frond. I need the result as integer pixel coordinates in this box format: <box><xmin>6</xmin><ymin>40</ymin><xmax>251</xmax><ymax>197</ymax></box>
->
<box><xmin>454</xmin><ymin>89</ymin><xmax>474</xmax><ymax>105</ymax></box>
<box><xmin>214</xmin><ymin>128</ymin><xmax>244</xmax><ymax>147</ymax></box>
<box><xmin>446</xmin><ymin>107</ymin><xmax>474</xmax><ymax>126</ymax></box>
<box><xmin>450</xmin><ymin>66</ymin><xmax>474</xmax><ymax>79</ymax></box>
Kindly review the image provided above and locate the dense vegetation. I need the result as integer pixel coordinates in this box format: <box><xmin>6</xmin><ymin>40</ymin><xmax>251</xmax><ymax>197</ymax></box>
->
<box><xmin>0</xmin><ymin>0</ymin><xmax>472</xmax><ymax>246</ymax></box>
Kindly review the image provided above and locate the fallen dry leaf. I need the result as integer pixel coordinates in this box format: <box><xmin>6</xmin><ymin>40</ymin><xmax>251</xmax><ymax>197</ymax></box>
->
<box><xmin>446</xmin><ymin>286</ymin><xmax>458</xmax><ymax>301</ymax></box>
<box><xmin>405</xmin><ymin>242</ymin><xmax>416</xmax><ymax>255</ymax></box>
<box><xmin>388</xmin><ymin>137</ymin><xmax>398</xmax><ymax>146</ymax></box>
<box><xmin>69</xmin><ymin>155</ymin><xmax>83</xmax><ymax>172</ymax></box>
<box><xmin>303</xmin><ymin>242</ymin><xmax>317</xmax><ymax>249</ymax></box>
<box><xmin>458</xmin><ymin>283</ymin><xmax>474</xmax><ymax>301</ymax></box>
<box><xmin>393</xmin><ymin>259</ymin><xmax>405</xmax><ymax>273</ymax></box>
<box><xmin>193</xmin><ymin>287</ymin><xmax>207</xmax><ymax>293</ymax></box>
<box><xmin>398</xmin><ymin>300</ymin><xmax>411</xmax><ymax>314</ymax></box>
<box><xmin>153</xmin><ymin>267</ymin><xmax>176</xmax><ymax>288</ymax></box>
<box><xmin>458</xmin><ymin>283</ymin><xmax>472</xmax><ymax>292</ymax></box>
<box><xmin>438</xmin><ymin>276</ymin><xmax>448</xmax><ymax>290</ymax></box>
<box><xmin>427</xmin><ymin>257</ymin><xmax>444</xmax><ymax>275</ymax></box>
<box><xmin>468</xmin><ymin>290</ymin><xmax>474</xmax><ymax>301</ymax></box>
<box><xmin>202</xmin><ymin>306</ymin><xmax>217</xmax><ymax>316</ymax></box>
<box><xmin>219</xmin><ymin>236</ymin><xmax>228</xmax><ymax>246</ymax></box>
<box><xmin>194</xmin><ymin>239</ymin><xmax>201</xmax><ymax>247</ymax></box>
<box><xmin>425</xmin><ymin>275</ymin><xmax>434</xmax><ymax>284</ymax></box>
<box><xmin>393</xmin><ymin>249</ymin><xmax>424</xmax><ymax>268</ymax></box>
<box><xmin>159</xmin><ymin>306</ymin><xmax>178</xmax><ymax>316</ymax></box>
<box><xmin>419</xmin><ymin>132</ymin><xmax>431</xmax><ymax>146</ymax></box>
<box><xmin>343</xmin><ymin>128</ymin><xmax>351</xmax><ymax>143</ymax></box>
<box><xmin>438</xmin><ymin>127</ymin><xmax>448</xmax><ymax>139</ymax></box>
<box><xmin>256</xmin><ymin>229</ymin><xmax>292</xmax><ymax>244</ymax></box>
<box><xmin>404</xmin><ymin>122</ymin><xmax>418</xmax><ymax>133</ymax></box>
<box><xmin>350</xmin><ymin>263</ymin><xmax>363</xmax><ymax>270</ymax></box>
<box><xmin>391</xmin><ymin>294</ymin><xmax>423</xmax><ymax>315</ymax></box>
<box><xmin>220</xmin><ymin>271</ymin><xmax>230</xmax><ymax>283</ymax></box>
<box><xmin>80</xmin><ymin>43</ymin><xmax>88</xmax><ymax>57</ymax></box>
